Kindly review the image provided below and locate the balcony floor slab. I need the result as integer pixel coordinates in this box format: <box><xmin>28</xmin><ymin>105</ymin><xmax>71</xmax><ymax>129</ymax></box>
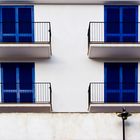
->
<box><xmin>89</xmin><ymin>103</ymin><xmax>140</xmax><ymax>113</ymax></box>
<box><xmin>0</xmin><ymin>43</ymin><xmax>51</xmax><ymax>59</ymax></box>
<box><xmin>88</xmin><ymin>43</ymin><xmax>140</xmax><ymax>59</ymax></box>
<box><xmin>0</xmin><ymin>103</ymin><xmax>52</xmax><ymax>113</ymax></box>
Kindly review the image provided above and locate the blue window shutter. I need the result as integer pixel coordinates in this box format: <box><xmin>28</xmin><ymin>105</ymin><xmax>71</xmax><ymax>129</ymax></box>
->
<box><xmin>2</xmin><ymin>63</ymin><xmax>16</xmax><ymax>89</ymax></box>
<box><xmin>18</xmin><ymin>6</ymin><xmax>34</xmax><ymax>42</ymax></box>
<box><xmin>19</xmin><ymin>63</ymin><xmax>35</xmax><ymax>103</ymax></box>
<box><xmin>19</xmin><ymin>63</ymin><xmax>34</xmax><ymax>89</ymax></box>
<box><xmin>1</xmin><ymin>63</ymin><xmax>17</xmax><ymax>102</ymax></box>
<box><xmin>0</xmin><ymin>6</ymin><xmax>34</xmax><ymax>42</ymax></box>
<box><xmin>2</xmin><ymin>8</ymin><xmax>16</xmax><ymax>34</ymax></box>
<box><xmin>104</xmin><ymin>63</ymin><xmax>138</xmax><ymax>103</ymax></box>
<box><xmin>123</xmin><ymin>7</ymin><xmax>137</xmax><ymax>33</ymax></box>
<box><xmin>105</xmin><ymin>7</ymin><xmax>120</xmax><ymax>34</ymax></box>
<box><xmin>18</xmin><ymin>8</ymin><xmax>32</xmax><ymax>35</ymax></box>
<box><xmin>122</xmin><ymin>63</ymin><xmax>138</xmax><ymax>102</ymax></box>
<box><xmin>104</xmin><ymin>5</ymin><xmax>138</xmax><ymax>42</ymax></box>
<box><xmin>105</xmin><ymin>6</ymin><xmax>120</xmax><ymax>42</ymax></box>
<box><xmin>1</xmin><ymin>63</ymin><xmax>35</xmax><ymax>103</ymax></box>
<box><xmin>122</xmin><ymin>6</ymin><xmax>138</xmax><ymax>42</ymax></box>
<box><xmin>104</xmin><ymin>63</ymin><xmax>120</xmax><ymax>102</ymax></box>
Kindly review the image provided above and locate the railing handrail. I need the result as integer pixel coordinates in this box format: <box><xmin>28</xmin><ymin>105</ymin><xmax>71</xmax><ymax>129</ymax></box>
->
<box><xmin>49</xmin><ymin>82</ymin><xmax>52</xmax><ymax>110</ymax></box>
<box><xmin>87</xmin><ymin>22</ymin><xmax>91</xmax><ymax>52</ymax></box>
<box><xmin>48</xmin><ymin>21</ymin><xmax>52</xmax><ymax>47</ymax></box>
<box><xmin>88</xmin><ymin>83</ymin><xmax>91</xmax><ymax>108</ymax></box>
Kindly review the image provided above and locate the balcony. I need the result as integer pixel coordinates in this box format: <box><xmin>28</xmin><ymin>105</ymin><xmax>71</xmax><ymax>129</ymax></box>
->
<box><xmin>88</xmin><ymin>22</ymin><xmax>140</xmax><ymax>59</ymax></box>
<box><xmin>0</xmin><ymin>22</ymin><xmax>51</xmax><ymax>59</ymax></box>
<box><xmin>88</xmin><ymin>82</ymin><xmax>140</xmax><ymax>113</ymax></box>
<box><xmin>0</xmin><ymin>82</ymin><xmax>52</xmax><ymax>113</ymax></box>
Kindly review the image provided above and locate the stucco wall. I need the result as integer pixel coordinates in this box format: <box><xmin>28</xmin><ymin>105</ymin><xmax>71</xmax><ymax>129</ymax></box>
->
<box><xmin>33</xmin><ymin>5</ymin><xmax>140</xmax><ymax>112</ymax></box>
<box><xmin>0</xmin><ymin>5</ymin><xmax>138</xmax><ymax>112</ymax></box>
<box><xmin>0</xmin><ymin>113</ymin><xmax>139</xmax><ymax>140</ymax></box>
<box><xmin>0</xmin><ymin>4</ymin><xmax>138</xmax><ymax>140</ymax></box>
<box><xmin>34</xmin><ymin>5</ymin><xmax>104</xmax><ymax>112</ymax></box>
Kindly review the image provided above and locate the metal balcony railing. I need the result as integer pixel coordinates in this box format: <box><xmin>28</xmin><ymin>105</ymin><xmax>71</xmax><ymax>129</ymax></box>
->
<box><xmin>88</xmin><ymin>82</ymin><xmax>138</xmax><ymax>106</ymax></box>
<box><xmin>88</xmin><ymin>82</ymin><xmax>104</xmax><ymax>106</ymax></box>
<box><xmin>88</xmin><ymin>22</ymin><xmax>138</xmax><ymax>45</ymax></box>
<box><xmin>88</xmin><ymin>22</ymin><xmax>105</xmax><ymax>45</ymax></box>
<box><xmin>0</xmin><ymin>22</ymin><xmax>51</xmax><ymax>43</ymax></box>
<box><xmin>0</xmin><ymin>82</ymin><xmax>52</xmax><ymax>104</ymax></box>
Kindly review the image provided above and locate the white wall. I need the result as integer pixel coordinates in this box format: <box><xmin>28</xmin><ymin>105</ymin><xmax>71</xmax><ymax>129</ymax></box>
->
<box><xmin>0</xmin><ymin>5</ymin><xmax>139</xmax><ymax>111</ymax></box>
<box><xmin>0</xmin><ymin>113</ymin><xmax>139</xmax><ymax>140</ymax></box>
<box><xmin>0</xmin><ymin>4</ymin><xmax>139</xmax><ymax>140</ymax></box>
<box><xmin>34</xmin><ymin>5</ymin><xmax>140</xmax><ymax>112</ymax></box>
<box><xmin>34</xmin><ymin>5</ymin><xmax>104</xmax><ymax>112</ymax></box>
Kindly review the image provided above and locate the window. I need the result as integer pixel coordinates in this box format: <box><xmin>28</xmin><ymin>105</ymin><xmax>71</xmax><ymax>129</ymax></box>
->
<box><xmin>0</xmin><ymin>6</ymin><xmax>34</xmax><ymax>42</ymax></box>
<box><xmin>104</xmin><ymin>63</ymin><xmax>138</xmax><ymax>103</ymax></box>
<box><xmin>1</xmin><ymin>63</ymin><xmax>35</xmax><ymax>103</ymax></box>
<box><xmin>104</xmin><ymin>6</ymin><xmax>138</xmax><ymax>42</ymax></box>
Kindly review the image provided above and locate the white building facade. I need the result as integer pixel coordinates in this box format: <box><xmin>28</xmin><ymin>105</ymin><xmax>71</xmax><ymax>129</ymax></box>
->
<box><xmin>0</xmin><ymin>0</ymin><xmax>139</xmax><ymax>140</ymax></box>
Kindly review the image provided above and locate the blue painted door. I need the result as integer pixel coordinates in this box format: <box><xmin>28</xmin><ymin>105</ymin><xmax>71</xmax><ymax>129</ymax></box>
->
<box><xmin>104</xmin><ymin>63</ymin><xmax>138</xmax><ymax>103</ymax></box>
<box><xmin>0</xmin><ymin>6</ymin><xmax>34</xmax><ymax>42</ymax></box>
<box><xmin>104</xmin><ymin>6</ymin><xmax>138</xmax><ymax>42</ymax></box>
<box><xmin>1</xmin><ymin>63</ymin><xmax>35</xmax><ymax>103</ymax></box>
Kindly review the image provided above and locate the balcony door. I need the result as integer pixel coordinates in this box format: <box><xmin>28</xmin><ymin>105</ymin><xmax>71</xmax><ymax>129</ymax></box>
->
<box><xmin>104</xmin><ymin>63</ymin><xmax>138</xmax><ymax>103</ymax></box>
<box><xmin>0</xmin><ymin>6</ymin><xmax>34</xmax><ymax>42</ymax></box>
<box><xmin>1</xmin><ymin>63</ymin><xmax>35</xmax><ymax>103</ymax></box>
<box><xmin>104</xmin><ymin>6</ymin><xmax>138</xmax><ymax>42</ymax></box>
